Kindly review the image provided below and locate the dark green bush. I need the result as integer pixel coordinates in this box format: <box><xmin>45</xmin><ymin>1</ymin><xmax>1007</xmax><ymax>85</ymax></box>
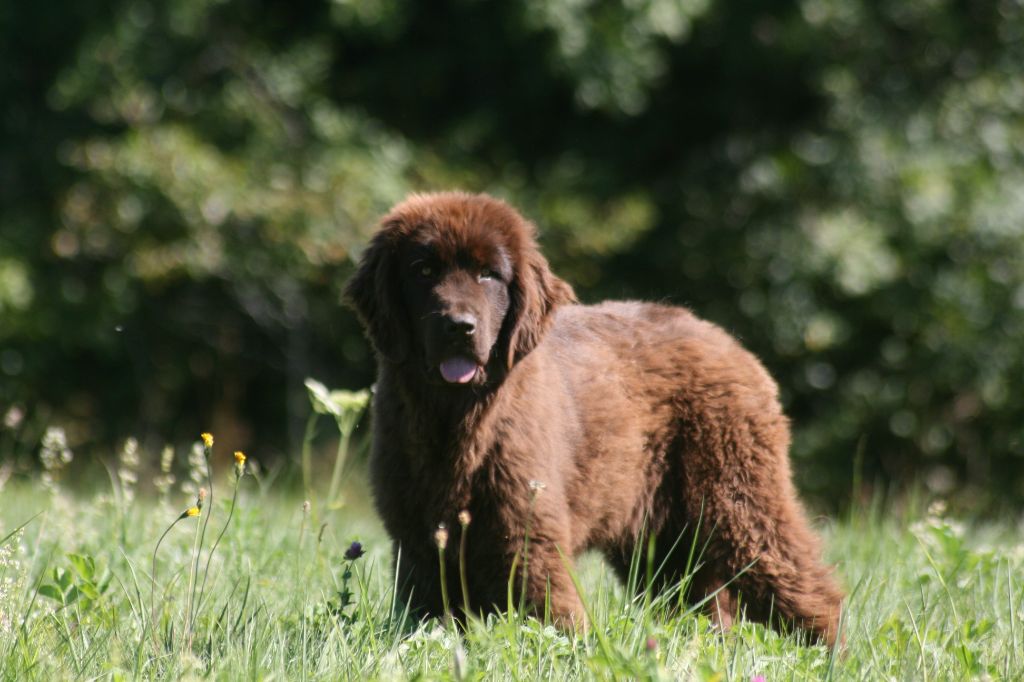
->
<box><xmin>2</xmin><ymin>0</ymin><xmax>1022</xmax><ymax>505</ymax></box>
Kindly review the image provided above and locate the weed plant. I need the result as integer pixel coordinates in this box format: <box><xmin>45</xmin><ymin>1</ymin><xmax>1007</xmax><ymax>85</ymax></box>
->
<box><xmin>1</xmin><ymin>395</ymin><xmax>1022</xmax><ymax>679</ymax></box>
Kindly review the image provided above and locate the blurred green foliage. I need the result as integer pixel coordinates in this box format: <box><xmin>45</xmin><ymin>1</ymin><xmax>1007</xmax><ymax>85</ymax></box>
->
<box><xmin>1</xmin><ymin>0</ymin><xmax>1022</xmax><ymax>505</ymax></box>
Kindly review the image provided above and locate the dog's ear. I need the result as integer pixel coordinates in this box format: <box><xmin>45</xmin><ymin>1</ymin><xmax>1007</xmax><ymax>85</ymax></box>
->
<box><xmin>343</xmin><ymin>226</ymin><xmax>409</xmax><ymax>363</ymax></box>
<box><xmin>503</xmin><ymin>245</ymin><xmax>576</xmax><ymax>368</ymax></box>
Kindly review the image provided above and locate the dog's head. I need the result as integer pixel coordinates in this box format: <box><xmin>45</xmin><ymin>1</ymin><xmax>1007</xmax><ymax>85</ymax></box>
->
<box><xmin>344</xmin><ymin>192</ymin><xmax>576</xmax><ymax>387</ymax></box>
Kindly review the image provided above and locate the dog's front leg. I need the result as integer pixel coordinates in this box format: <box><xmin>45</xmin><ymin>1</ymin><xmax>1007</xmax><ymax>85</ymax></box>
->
<box><xmin>515</xmin><ymin>538</ymin><xmax>588</xmax><ymax>633</ymax></box>
<box><xmin>392</xmin><ymin>540</ymin><xmax>447</xmax><ymax>620</ymax></box>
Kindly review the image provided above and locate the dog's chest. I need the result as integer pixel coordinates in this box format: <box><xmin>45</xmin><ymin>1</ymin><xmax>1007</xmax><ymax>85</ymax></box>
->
<box><xmin>372</xmin><ymin>433</ymin><xmax>489</xmax><ymax>538</ymax></box>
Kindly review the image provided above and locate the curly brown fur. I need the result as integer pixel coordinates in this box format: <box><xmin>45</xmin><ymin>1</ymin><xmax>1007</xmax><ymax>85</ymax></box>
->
<box><xmin>344</xmin><ymin>191</ymin><xmax>844</xmax><ymax>646</ymax></box>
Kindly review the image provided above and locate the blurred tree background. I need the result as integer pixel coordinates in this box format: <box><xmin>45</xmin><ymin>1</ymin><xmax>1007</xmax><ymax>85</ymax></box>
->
<box><xmin>2</xmin><ymin>0</ymin><xmax>1023</xmax><ymax>506</ymax></box>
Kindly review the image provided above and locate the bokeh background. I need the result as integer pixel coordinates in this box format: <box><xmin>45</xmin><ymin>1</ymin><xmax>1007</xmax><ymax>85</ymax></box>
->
<box><xmin>2</xmin><ymin>0</ymin><xmax>1023</xmax><ymax>507</ymax></box>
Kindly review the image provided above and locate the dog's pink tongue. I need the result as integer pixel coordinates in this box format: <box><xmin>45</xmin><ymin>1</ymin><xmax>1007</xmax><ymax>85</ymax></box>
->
<box><xmin>440</xmin><ymin>357</ymin><xmax>477</xmax><ymax>384</ymax></box>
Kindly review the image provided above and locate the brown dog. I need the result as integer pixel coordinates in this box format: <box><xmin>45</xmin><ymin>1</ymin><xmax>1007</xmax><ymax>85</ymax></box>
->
<box><xmin>345</xmin><ymin>191</ymin><xmax>844</xmax><ymax>645</ymax></box>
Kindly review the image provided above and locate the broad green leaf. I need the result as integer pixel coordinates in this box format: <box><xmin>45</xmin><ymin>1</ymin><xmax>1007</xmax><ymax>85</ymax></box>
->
<box><xmin>68</xmin><ymin>553</ymin><xmax>95</xmax><ymax>581</ymax></box>
<box><xmin>37</xmin><ymin>584</ymin><xmax>64</xmax><ymax>603</ymax></box>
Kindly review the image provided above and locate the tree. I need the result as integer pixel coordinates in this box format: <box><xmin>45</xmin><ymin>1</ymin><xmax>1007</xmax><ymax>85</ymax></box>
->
<box><xmin>2</xmin><ymin>0</ymin><xmax>1022</xmax><ymax>505</ymax></box>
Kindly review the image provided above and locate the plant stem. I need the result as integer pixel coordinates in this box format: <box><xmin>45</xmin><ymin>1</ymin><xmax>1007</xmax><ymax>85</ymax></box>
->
<box><xmin>189</xmin><ymin>452</ymin><xmax>215</xmax><ymax>635</ymax></box>
<box><xmin>326</xmin><ymin>419</ymin><xmax>352</xmax><ymax>509</ymax></box>
<box><xmin>194</xmin><ymin>474</ymin><xmax>241</xmax><ymax>617</ymax></box>
<box><xmin>300</xmin><ymin>412</ymin><xmax>317</xmax><ymax>500</ymax></box>
<box><xmin>458</xmin><ymin>522</ymin><xmax>471</xmax><ymax>618</ymax></box>
<box><xmin>149</xmin><ymin>515</ymin><xmax>184</xmax><ymax>648</ymax></box>
<box><xmin>520</xmin><ymin>490</ymin><xmax>540</xmax><ymax>615</ymax></box>
<box><xmin>184</xmin><ymin>510</ymin><xmax>203</xmax><ymax>647</ymax></box>
<box><xmin>437</xmin><ymin>544</ymin><xmax>452</xmax><ymax>629</ymax></box>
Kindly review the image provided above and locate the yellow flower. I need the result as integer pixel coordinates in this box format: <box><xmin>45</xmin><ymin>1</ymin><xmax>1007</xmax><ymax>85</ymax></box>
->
<box><xmin>201</xmin><ymin>432</ymin><xmax>214</xmax><ymax>448</ymax></box>
<box><xmin>185</xmin><ymin>506</ymin><xmax>200</xmax><ymax>517</ymax></box>
<box><xmin>233</xmin><ymin>451</ymin><xmax>246</xmax><ymax>465</ymax></box>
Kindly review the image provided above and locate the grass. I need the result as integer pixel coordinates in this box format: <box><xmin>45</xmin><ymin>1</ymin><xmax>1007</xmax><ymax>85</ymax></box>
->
<box><xmin>1</xmin><ymin>472</ymin><xmax>1023</xmax><ymax>681</ymax></box>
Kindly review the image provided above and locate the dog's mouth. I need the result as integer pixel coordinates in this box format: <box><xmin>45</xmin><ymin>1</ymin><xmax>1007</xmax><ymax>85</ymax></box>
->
<box><xmin>439</xmin><ymin>356</ymin><xmax>480</xmax><ymax>384</ymax></box>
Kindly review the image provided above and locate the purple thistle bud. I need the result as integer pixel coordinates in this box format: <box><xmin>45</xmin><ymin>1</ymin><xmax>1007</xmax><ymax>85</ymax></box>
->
<box><xmin>344</xmin><ymin>541</ymin><xmax>365</xmax><ymax>561</ymax></box>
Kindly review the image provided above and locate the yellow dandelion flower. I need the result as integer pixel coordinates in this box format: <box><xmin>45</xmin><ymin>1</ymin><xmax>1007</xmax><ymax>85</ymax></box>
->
<box><xmin>185</xmin><ymin>506</ymin><xmax>200</xmax><ymax>517</ymax></box>
<box><xmin>201</xmin><ymin>432</ymin><xmax>214</xmax><ymax>448</ymax></box>
<box><xmin>233</xmin><ymin>451</ymin><xmax>246</xmax><ymax>465</ymax></box>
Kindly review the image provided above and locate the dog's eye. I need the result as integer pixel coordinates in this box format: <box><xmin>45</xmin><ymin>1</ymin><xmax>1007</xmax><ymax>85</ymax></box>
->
<box><xmin>417</xmin><ymin>264</ymin><xmax>433</xmax><ymax>278</ymax></box>
<box><xmin>479</xmin><ymin>268</ymin><xmax>494</xmax><ymax>281</ymax></box>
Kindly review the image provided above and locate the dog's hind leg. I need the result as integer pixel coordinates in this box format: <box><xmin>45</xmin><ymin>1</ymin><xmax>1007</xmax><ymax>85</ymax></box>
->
<box><xmin>677</xmin><ymin>406</ymin><xmax>845</xmax><ymax>646</ymax></box>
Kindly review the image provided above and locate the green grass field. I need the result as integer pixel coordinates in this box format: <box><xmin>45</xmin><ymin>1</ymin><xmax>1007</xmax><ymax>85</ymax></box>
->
<box><xmin>1</xmin><ymin>467</ymin><xmax>1022</xmax><ymax>680</ymax></box>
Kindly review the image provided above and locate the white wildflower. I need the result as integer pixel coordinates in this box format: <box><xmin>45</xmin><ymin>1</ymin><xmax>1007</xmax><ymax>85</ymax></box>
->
<box><xmin>117</xmin><ymin>437</ymin><xmax>140</xmax><ymax>505</ymax></box>
<box><xmin>0</xmin><ymin>529</ymin><xmax>26</xmax><ymax>636</ymax></box>
<box><xmin>2</xmin><ymin>405</ymin><xmax>23</xmax><ymax>430</ymax></box>
<box><xmin>160</xmin><ymin>445</ymin><xmax>174</xmax><ymax>473</ymax></box>
<box><xmin>188</xmin><ymin>441</ymin><xmax>208</xmax><ymax>484</ymax></box>
<box><xmin>39</xmin><ymin>426</ymin><xmax>73</xmax><ymax>493</ymax></box>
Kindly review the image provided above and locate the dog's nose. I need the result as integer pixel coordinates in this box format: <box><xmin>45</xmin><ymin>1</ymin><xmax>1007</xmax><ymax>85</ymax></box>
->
<box><xmin>443</xmin><ymin>313</ymin><xmax>477</xmax><ymax>337</ymax></box>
